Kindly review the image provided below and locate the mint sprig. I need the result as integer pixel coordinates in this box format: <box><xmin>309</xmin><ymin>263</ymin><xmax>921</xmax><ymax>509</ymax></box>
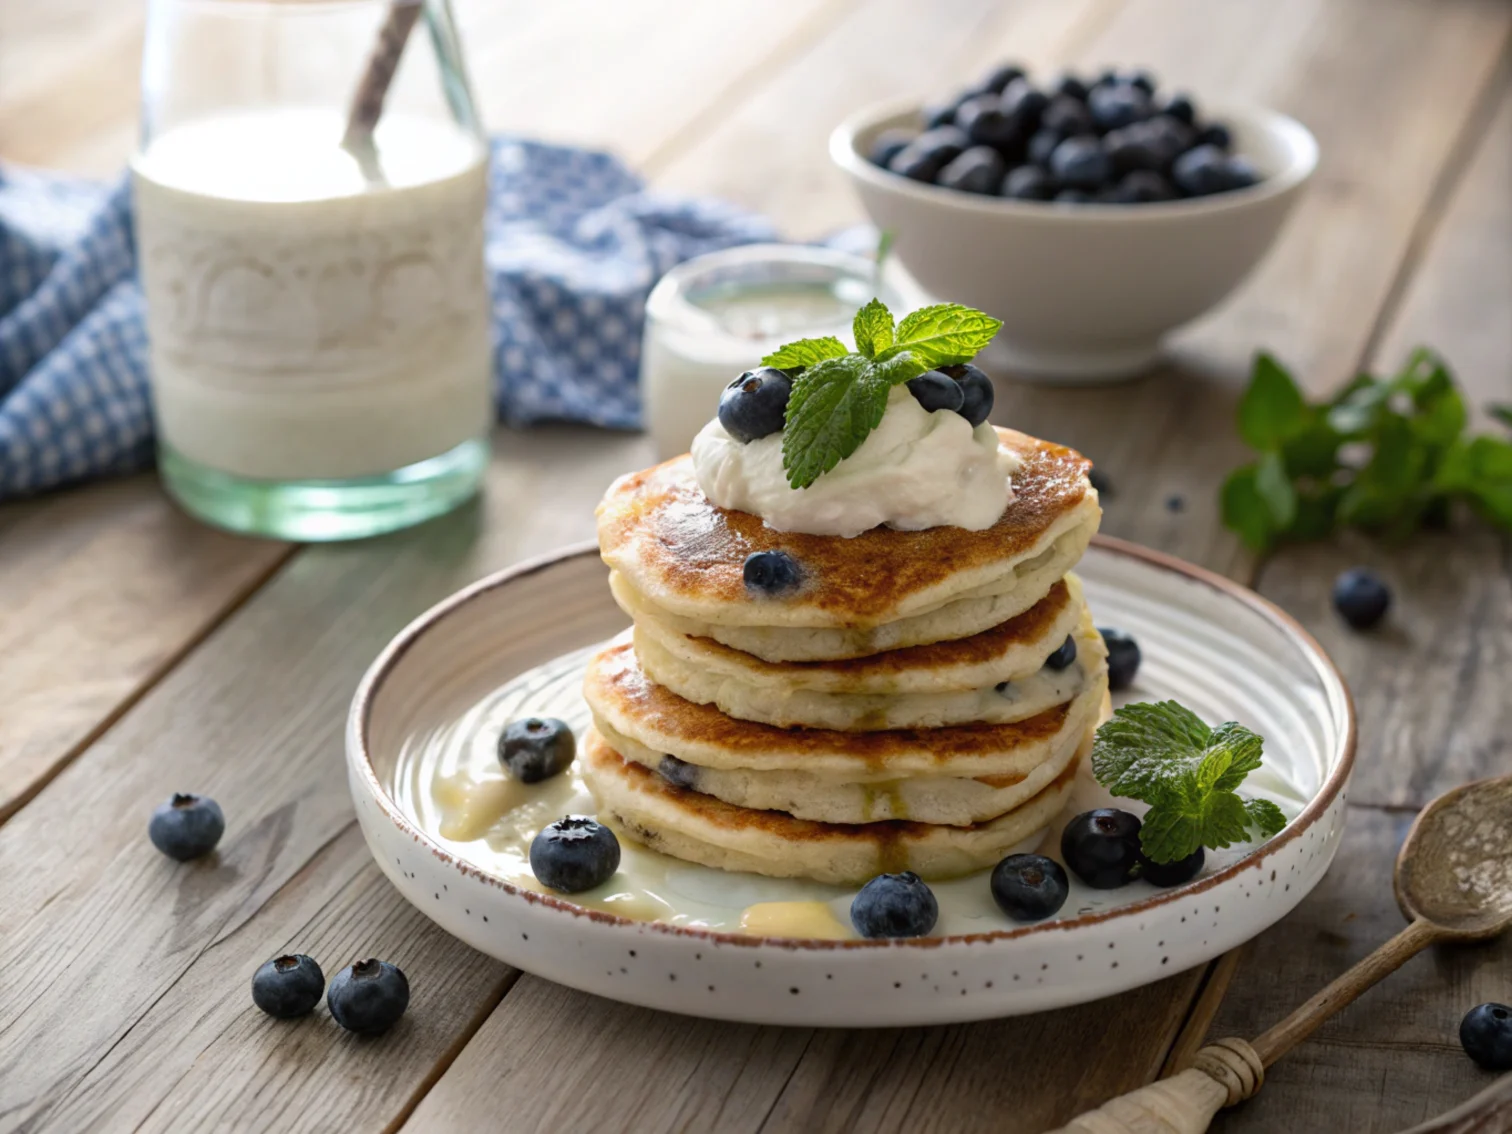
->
<box><xmin>1091</xmin><ymin>701</ymin><xmax>1286</xmax><ymax>864</ymax></box>
<box><xmin>1221</xmin><ymin>348</ymin><xmax>1512</xmax><ymax>551</ymax></box>
<box><xmin>772</xmin><ymin>299</ymin><xmax>1002</xmax><ymax>489</ymax></box>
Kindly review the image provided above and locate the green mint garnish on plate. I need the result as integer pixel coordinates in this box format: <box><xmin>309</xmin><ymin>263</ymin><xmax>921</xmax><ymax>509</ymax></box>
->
<box><xmin>1221</xmin><ymin>348</ymin><xmax>1512</xmax><ymax>551</ymax></box>
<box><xmin>765</xmin><ymin>300</ymin><xmax>1002</xmax><ymax>490</ymax></box>
<box><xmin>1091</xmin><ymin>701</ymin><xmax>1286</xmax><ymax>865</ymax></box>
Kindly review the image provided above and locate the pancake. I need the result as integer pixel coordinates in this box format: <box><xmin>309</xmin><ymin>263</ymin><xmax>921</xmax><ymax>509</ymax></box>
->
<box><xmin>633</xmin><ymin>593</ymin><xmax>1106</xmax><ymax>731</ymax></box>
<box><xmin>582</xmin><ymin>728</ymin><xmax>1081</xmax><ymax>884</ymax></box>
<box><xmin>597</xmin><ymin>428</ymin><xmax>1098</xmax><ymax>640</ymax></box>
<box><xmin>582</xmin><ymin>639</ymin><xmax>1108</xmax><ymax>779</ymax></box>
<box><xmin>597</xmin><ymin>712</ymin><xmax>1093</xmax><ymax>826</ymax></box>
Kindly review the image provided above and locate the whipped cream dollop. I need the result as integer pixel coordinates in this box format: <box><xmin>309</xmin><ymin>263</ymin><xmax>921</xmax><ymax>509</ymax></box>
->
<box><xmin>691</xmin><ymin>386</ymin><xmax>1017</xmax><ymax>538</ymax></box>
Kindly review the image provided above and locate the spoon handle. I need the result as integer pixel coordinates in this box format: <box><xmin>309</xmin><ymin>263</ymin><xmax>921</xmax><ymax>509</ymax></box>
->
<box><xmin>1048</xmin><ymin>918</ymin><xmax>1444</xmax><ymax>1134</ymax></box>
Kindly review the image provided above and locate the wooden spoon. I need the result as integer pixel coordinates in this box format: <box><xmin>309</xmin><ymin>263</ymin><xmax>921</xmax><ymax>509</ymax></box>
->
<box><xmin>1052</xmin><ymin>773</ymin><xmax>1512</xmax><ymax>1134</ymax></box>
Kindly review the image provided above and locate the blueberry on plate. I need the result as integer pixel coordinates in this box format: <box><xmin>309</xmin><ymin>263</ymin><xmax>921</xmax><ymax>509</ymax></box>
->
<box><xmin>1159</xmin><ymin>92</ymin><xmax>1197</xmax><ymax>124</ymax></box>
<box><xmin>937</xmin><ymin>146</ymin><xmax>1006</xmax><ymax>195</ymax></box>
<box><xmin>991</xmin><ymin>853</ymin><xmax>1069</xmax><ymax>921</ymax></box>
<box><xmin>1196</xmin><ymin>121</ymin><xmax>1232</xmax><ymax>150</ymax></box>
<box><xmin>327</xmin><ymin>959</ymin><xmax>409</xmax><ymax>1034</ymax></box>
<box><xmin>955</xmin><ymin>96</ymin><xmax>1019</xmax><ymax>150</ymax></box>
<box><xmin>1061</xmin><ymin>809</ymin><xmax>1143</xmax><ymax>889</ymax></box>
<box><xmin>718</xmin><ymin>366</ymin><xmax>791</xmax><ymax>443</ymax></box>
<box><xmin>1099</xmin><ymin>627</ymin><xmax>1141</xmax><ymax>692</ymax></box>
<box><xmin>941</xmin><ymin>363</ymin><xmax>994</xmax><ymax>427</ymax></box>
<box><xmin>252</xmin><ymin>954</ymin><xmax>325</xmax><ymax>1019</ymax></box>
<box><xmin>1460</xmin><ymin>1003</ymin><xmax>1512</xmax><ymax>1070</ymax></box>
<box><xmin>1139</xmin><ymin>846</ymin><xmax>1204</xmax><ymax>888</ymax></box>
<box><xmin>850</xmin><ymin>872</ymin><xmax>938</xmax><ymax>938</ymax></box>
<box><xmin>498</xmin><ymin>717</ymin><xmax>576</xmax><ymax>783</ymax></box>
<box><xmin>530</xmin><ymin>816</ymin><xmax>621</xmax><ymax>893</ymax></box>
<box><xmin>1026</xmin><ymin>127</ymin><xmax>1063</xmax><ymax>168</ymax></box>
<box><xmin>1044</xmin><ymin>635</ymin><xmax>1077</xmax><ymax>671</ymax></box>
<box><xmin>981</xmin><ymin>62</ymin><xmax>1026</xmax><ymax>94</ymax></box>
<box><xmin>1001</xmin><ymin>164</ymin><xmax>1057</xmax><ymax>201</ymax></box>
<box><xmin>743</xmin><ymin>549</ymin><xmax>803</xmax><ymax>596</ymax></box>
<box><xmin>1041</xmin><ymin>94</ymin><xmax>1094</xmax><ymax>137</ymax></box>
<box><xmin>868</xmin><ymin>128</ymin><xmax>917</xmax><ymax>169</ymax></box>
<box><xmin>1172</xmin><ymin>144</ymin><xmax>1231</xmax><ymax>195</ymax></box>
<box><xmin>1333</xmin><ymin>568</ymin><xmax>1390</xmax><ymax>629</ymax></box>
<box><xmin>149</xmin><ymin>793</ymin><xmax>225</xmax><ymax>861</ymax></box>
<box><xmin>1110</xmin><ymin>170</ymin><xmax>1177</xmax><ymax>203</ymax></box>
<box><xmin>1049</xmin><ymin>135</ymin><xmax>1113</xmax><ymax>191</ymax></box>
<box><xmin>906</xmin><ymin>370</ymin><xmax>966</xmax><ymax>414</ymax></box>
<box><xmin>1088</xmin><ymin>83</ymin><xmax>1151</xmax><ymax>131</ymax></box>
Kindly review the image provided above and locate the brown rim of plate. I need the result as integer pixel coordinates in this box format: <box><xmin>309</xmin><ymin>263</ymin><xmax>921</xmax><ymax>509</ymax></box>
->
<box><xmin>349</xmin><ymin>534</ymin><xmax>1358</xmax><ymax>950</ymax></box>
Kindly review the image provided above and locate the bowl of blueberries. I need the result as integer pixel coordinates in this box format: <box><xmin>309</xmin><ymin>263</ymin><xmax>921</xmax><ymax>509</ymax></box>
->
<box><xmin>831</xmin><ymin>64</ymin><xmax>1317</xmax><ymax>382</ymax></box>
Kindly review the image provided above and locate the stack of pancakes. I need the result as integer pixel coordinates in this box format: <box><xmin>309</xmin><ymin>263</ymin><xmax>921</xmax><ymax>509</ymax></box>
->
<box><xmin>582</xmin><ymin>428</ymin><xmax>1106</xmax><ymax>886</ymax></box>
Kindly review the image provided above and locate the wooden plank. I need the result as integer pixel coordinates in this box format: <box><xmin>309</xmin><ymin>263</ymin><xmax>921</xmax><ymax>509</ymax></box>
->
<box><xmin>0</xmin><ymin>426</ymin><xmax>653</xmax><ymax>1132</ymax></box>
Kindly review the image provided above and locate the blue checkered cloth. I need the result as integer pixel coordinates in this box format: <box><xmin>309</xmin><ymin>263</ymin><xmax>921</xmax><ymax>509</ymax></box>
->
<box><xmin>0</xmin><ymin>137</ymin><xmax>788</xmax><ymax>500</ymax></box>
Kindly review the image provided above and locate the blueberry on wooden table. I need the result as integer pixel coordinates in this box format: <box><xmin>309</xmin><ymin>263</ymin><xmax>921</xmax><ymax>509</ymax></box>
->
<box><xmin>327</xmin><ymin>959</ymin><xmax>410</xmax><ymax>1035</ymax></box>
<box><xmin>1333</xmin><ymin>568</ymin><xmax>1391</xmax><ymax>629</ymax></box>
<box><xmin>851</xmin><ymin>872</ymin><xmax>939</xmax><ymax>938</ymax></box>
<box><xmin>530</xmin><ymin>816</ymin><xmax>621</xmax><ymax>893</ymax></box>
<box><xmin>252</xmin><ymin>954</ymin><xmax>325</xmax><ymax>1018</ymax></box>
<box><xmin>942</xmin><ymin>363</ymin><xmax>995</xmax><ymax>427</ymax></box>
<box><xmin>1044</xmin><ymin>635</ymin><xmax>1077</xmax><ymax>671</ymax></box>
<box><xmin>1138</xmin><ymin>846</ymin><xmax>1204</xmax><ymax>887</ymax></box>
<box><xmin>1001</xmin><ymin>164</ymin><xmax>1057</xmax><ymax>201</ymax></box>
<box><xmin>743</xmin><ymin>550</ymin><xmax>803</xmax><ymax>596</ymax></box>
<box><xmin>991</xmin><ymin>853</ymin><xmax>1070</xmax><ymax>921</ymax></box>
<box><xmin>1049</xmin><ymin>135</ymin><xmax>1113</xmax><ymax>191</ymax></box>
<box><xmin>148</xmin><ymin>793</ymin><xmax>225</xmax><ymax>861</ymax></box>
<box><xmin>1460</xmin><ymin>1003</ymin><xmax>1512</xmax><ymax>1070</ymax></box>
<box><xmin>717</xmin><ymin>366</ymin><xmax>791</xmax><ymax>443</ymax></box>
<box><xmin>1061</xmin><ymin>809</ymin><xmax>1143</xmax><ymax>889</ymax></box>
<box><xmin>1098</xmin><ymin>627</ymin><xmax>1142</xmax><ymax>691</ymax></box>
<box><xmin>906</xmin><ymin>370</ymin><xmax>966</xmax><ymax>414</ymax></box>
<box><xmin>937</xmin><ymin>146</ymin><xmax>1005</xmax><ymax>195</ymax></box>
<box><xmin>499</xmin><ymin>717</ymin><xmax>576</xmax><ymax>783</ymax></box>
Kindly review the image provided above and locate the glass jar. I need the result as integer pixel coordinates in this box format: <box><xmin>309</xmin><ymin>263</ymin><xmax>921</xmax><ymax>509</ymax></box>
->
<box><xmin>641</xmin><ymin>245</ymin><xmax>905</xmax><ymax>461</ymax></box>
<box><xmin>134</xmin><ymin>0</ymin><xmax>491</xmax><ymax>540</ymax></box>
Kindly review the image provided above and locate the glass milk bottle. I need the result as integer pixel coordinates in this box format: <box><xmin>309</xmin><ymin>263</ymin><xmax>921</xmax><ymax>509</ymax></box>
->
<box><xmin>133</xmin><ymin>0</ymin><xmax>492</xmax><ymax>540</ymax></box>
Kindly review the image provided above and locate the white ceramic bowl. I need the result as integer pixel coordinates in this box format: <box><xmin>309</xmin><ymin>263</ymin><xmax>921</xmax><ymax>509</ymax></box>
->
<box><xmin>347</xmin><ymin>538</ymin><xmax>1355</xmax><ymax>1027</ymax></box>
<box><xmin>830</xmin><ymin>99</ymin><xmax>1318</xmax><ymax>382</ymax></box>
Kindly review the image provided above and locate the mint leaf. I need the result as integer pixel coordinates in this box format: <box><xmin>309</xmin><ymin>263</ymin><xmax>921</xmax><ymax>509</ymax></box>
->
<box><xmin>761</xmin><ymin>336</ymin><xmax>847</xmax><ymax>371</ymax></box>
<box><xmin>869</xmin><ymin>350</ymin><xmax>929</xmax><ymax>387</ymax></box>
<box><xmin>886</xmin><ymin>303</ymin><xmax>1002</xmax><ymax>368</ymax></box>
<box><xmin>852</xmin><ymin>299</ymin><xmax>894</xmax><ymax>358</ymax></box>
<box><xmin>1220</xmin><ymin>466</ymin><xmax>1275</xmax><ymax>551</ymax></box>
<box><xmin>1491</xmin><ymin>404</ymin><xmax>1512</xmax><ymax>429</ymax></box>
<box><xmin>780</xmin><ymin>355</ymin><xmax>888</xmax><ymax>490</ymax></box>
<box><xmin>1254</xmin><ymin>450</ymin><xmax>1298</xmax><ymax>529</ymax></box>
<box><xmin>1091</xmin><ymin>702</ymin><xmax>1284</xmax><ymax>863</ymax></box>
<box><xmin>1239</xmin><ymin>353</ymin><xmax>1307</xmax><ymax>450</ymax></box>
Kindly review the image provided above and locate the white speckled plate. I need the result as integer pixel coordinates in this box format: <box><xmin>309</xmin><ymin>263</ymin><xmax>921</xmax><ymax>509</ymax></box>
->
<box><xmin>347</xmin><ymin>536</ymin><xmax>1355</xmax><ymax>1027</ymax></box>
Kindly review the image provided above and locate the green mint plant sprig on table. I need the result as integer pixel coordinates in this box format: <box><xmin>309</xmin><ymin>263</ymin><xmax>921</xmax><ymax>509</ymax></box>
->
<box><xmin>1221</xmin><ymin>348</ymin><xmax>1512</xmax><ymax>552</ymax></box>
<box><xmin>762</xmin><ymin>300</ymin><xmax>1002</xmax><ymax>490</ymax></box>
<box><xmin>1091</xmin><ymin>701</ymin><xmax>1286</xmax><ymax>864</ymax></box>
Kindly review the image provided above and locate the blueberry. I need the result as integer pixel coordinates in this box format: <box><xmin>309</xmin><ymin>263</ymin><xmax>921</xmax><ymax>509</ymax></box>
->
<box><xmin>1000</xmin><ymin>78</ymin><xmax>1049</xmax><ymax>133</ymax></box>
<box><xmin>1099</xmin><ymin>627</ymin><xmax>1141</xmax><ymax>692</ymax></box>
<box><xmin>1001</xmin><ymin>164</ymin><xmax>1057</xmax><ymax>201</ymax></box>
<box><xmin>1088</xmin><ymin>467</ymin><xmax>1113</xmax><ymax>496</ymax></box>
<box><xmin>1052</xmin><ymin>73</ymin><xmax>1090</xmax><ymax>101</ymax></box>
<box><xmin>1088</xmin><ymin>83</ymin><xmax>1151</xmax><ymax>131</ymax></box>
<box><xmin>1103</xmin><ymin>122</ymin><xmax>1175</xmax><ymax>175</ymax></box>
<box><xmin>981</xmin><ymin>62</ymin><xmax>1027</xmax><ymax>94</ymax></box>
<box><xmin>1196</xmin><ymin>122</ymin><xmax>1232</xmax><ymax>149</ymax></box>
<box><xmin>1044</xmin><ymin>635</ymin><xmax>1077</xmax><ymax>671</ymax></box>
<box><xmin>1041</xmin><ymin>95</ymin><xmax>1094</xmax><ymax>137</ymax></box>
<box><xmin>743</xmin><ymin>549</ymin><xmax>803</xmax><ymax>596</ymax></box>
<box><xmin>1123</xmin><ymin>70</ymin><xmax>1158</xmax><ymax>95</ymax></box>
<box><xmin>1333</xmin><ymin>568</ymin><xmax>1390</xmax><ymax>629</ymax></box>
<box><xmin>327</xmin><ymin>959</ymin><xmax>409</xmax><ymax>1034</ymax></box>
<box><xmin>921</xmin><ymin>101</ymin><xmax>958</xmax><ymax>130</ymax></box>
<box><xmin>868</xmin><ymin>128</ymin><xmax>917</xmax><ymax>169</ymax></box>
<box><xmin>1159</xmin><ymin>92</ymin><xmax>1197</xmax><ymax>124</ymax></box>
<box><xmin>942</xmin><ymin>363</ymin><xmax>994</xmax><ymax>427</ymax></box>
<box><xmin>1054</xmin><ymin>188</ymin><xmax>1096</xmax><ymax>204</ymax></box>
<box><xmin>912</xmin><ymin>125</ymin><xmax>971</xmax><ymax>165</ymax></box>
<box><xmin>1173</xmin><ymin>144</ymin><xmax>1231</xmax><ymax>196</ymax></box>
<box><xmin>657</xmin><ymin>755</ymin><xmax>700</xmax><ymax>790</ymax></box>
<box><xmin>1223</xmin><ymin>155</ymin><xmax>1260</xmax><ymax>190</ymax></box>
<box><xmin>1061</xmin><ymin>809</ymin><xmax>1143</xmax><ymax>889</ymax></box>
<box><xmin>889</xmin><ymin>145</ymin><xmax>946</xmax><ymax>183</ymax></box>
<box><xmin>1049</xmin><ymin>135</ymin><xmax>1113</xmax><ymax>190</ymax></box>
<box><xmin>1026</xmin><ymin>128</ymin><xmax>1063</xmax><ymax>168</ymax></box>
<box><xmin>991</xmin><ymin>853</ymin><xmax>1069</xmax><ymax>921</ymax></box>
<box><xmin>718</xmin><ymin>366</ymin><xmax>791</xmax><ymax>443</ymax></box>
<box><xmin>1139</xmin><ymin>846</ymin><xmax>1204</xmax><ymax>887</ymax></box>
<box><xmin>955</xmin><ymin>96</ymin><xmax>1019</xmax><ymax>150</ymax></box>
<box><xmin>1146</xmin><ymin>114</ymin><xmax>1197</xmax><ymax>156</ymax></box>
<box><xmin>252</xmin><ymin>954</ymin><xmax>325</xmax><ymax>1019</ymax></box>
<box><xmin>1460</xmin><ymin>1003</ymin><xmax>1512</xmax><ymax>1070</ymax></box>
<box><xmin>906</xmin><ymin>370</ymin><xmax>965</xmax><ymax>414</ymax></box>
<box><xmin>498</xmin><ymin>717</ymin><xmax>576</xmax><ymax>783</ymax></box>
<box><xmin>530</xmin><ymin>816</ymin><xmax>621</xmax><ymax>893</ymax></box>
<box><xmin>850</xmin><ymin>872</ymin><xmax>938</xmax><ymax>938</ymax></box>
<box><xmin>1110</xmin><ymin>170</ymin><xmax>1177</xmax><ymax>203</ymax></box>
<box><xmin>937</xmin><ymin>146</ymin><xmax>1006</xmax><ymax>195</ymax></box>
<box><xmin>149</xmin><ymin>793</ymin><xmax>225</xmax><ymax>861</ymax></box>
<box><xmin>1166</xmin><ymin>493</ymin><xmax>1186</xmax><ymax>512</ymax></box>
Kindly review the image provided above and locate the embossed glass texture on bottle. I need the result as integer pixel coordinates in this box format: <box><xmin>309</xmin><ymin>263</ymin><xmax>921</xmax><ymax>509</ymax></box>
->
<box><xmin>134</xmin><ymin>0</ymin><xmax>490</xmax><ymax>540</ymax></box>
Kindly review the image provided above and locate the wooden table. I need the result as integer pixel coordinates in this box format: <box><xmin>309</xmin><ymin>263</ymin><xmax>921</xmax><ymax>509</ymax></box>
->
<box><xmin>2</xmin><ymin>2</ymin><xmax>1509</xmax><ymax>1130</ymax></box>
